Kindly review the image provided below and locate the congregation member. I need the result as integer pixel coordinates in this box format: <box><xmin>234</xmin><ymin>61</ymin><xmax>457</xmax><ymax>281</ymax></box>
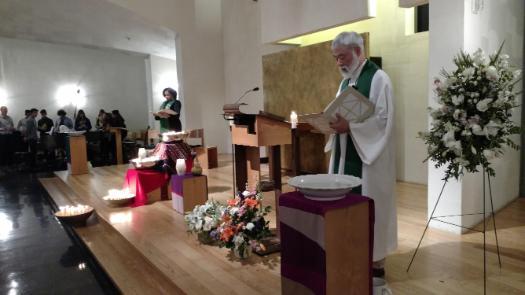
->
<box><xmin>74</xmin><ymin>109</ymin><xmax>92</xmax><ymax>131</ymax></box>
<box><xmin>96</xmin><ymin>109</ymin><xmax>110</xmax><ymax>131</ymax></box>
<box><xmin>54</xmin><ymin>109</ymin><xmax>74</xmax><ymax>132</ymax></box>
<box><xmin>24</xmin><ymin>108</ymin><xmax>39</xmax><ymax>167</ymax></box>
<box><xmin>154</xmin><ymin>87</ymin><xmax>182</xmax><ymax>132</ymax></box>
<box><xmin>326</xmin><ymin>31</ymin><xmax>397</xmax><ymax>279</ymax></box>
<box><xmin>37</xmin><ymin>109</ymin><xmax>54</xmax><ymax>135</ymax></box>
<box><xmin>17</xmin><ymin>109</ymin><xmax>31</xmax><ymax>133</ymax></box>
<box><xmin>0</xmin><ymin>106</ymin><xmax>15</xmax><ymax>169</ymax></box>
<box><xmin>38</xmin><ymin>109</ymin><xmax>55</xmax><ymax>165</ymax></box>
<box><xmin>110</xmin><ymin>109</ymin><xmax>128</xmax><ymax>139</ymax></box>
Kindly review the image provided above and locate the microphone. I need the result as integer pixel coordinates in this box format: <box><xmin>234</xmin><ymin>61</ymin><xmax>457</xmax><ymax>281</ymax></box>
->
<box><xmin>234</xmin><ymin>86</ymin><xmax>259</xmax><ymax>104</ymax></box>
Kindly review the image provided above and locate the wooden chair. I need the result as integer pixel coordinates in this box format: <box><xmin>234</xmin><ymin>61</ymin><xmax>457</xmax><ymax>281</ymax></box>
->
<box><xmin>147</xmin><ymin>129</ymin><xmax>160</xmax><ymax>147</ymax></box>
<box><xmin>187</xmin><ymin>128</ymin><xmax>218</xmax><ymax>169</ymax></box>
<box><xmin>186</xmin><ymin>128</ymin><xmax>205</xmax><ymax>147</ymax></box>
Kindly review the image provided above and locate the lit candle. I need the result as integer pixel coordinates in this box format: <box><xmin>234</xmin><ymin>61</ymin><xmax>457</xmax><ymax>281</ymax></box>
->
<box><xmin>290</xmin><ymin>111</ymin><xmax>298</xmax><ymax>129</ymax></box>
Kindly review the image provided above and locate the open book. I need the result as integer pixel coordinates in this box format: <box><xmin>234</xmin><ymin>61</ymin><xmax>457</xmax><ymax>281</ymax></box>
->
<box><xmin>299</xmin><ymin>86</ymin><xmax>375</xmax><ymax>134</ymax></box>
<box><xmin>152</xmin><ymin>109</ymin><xmax>178</xmax><ymax>118</ymax></box>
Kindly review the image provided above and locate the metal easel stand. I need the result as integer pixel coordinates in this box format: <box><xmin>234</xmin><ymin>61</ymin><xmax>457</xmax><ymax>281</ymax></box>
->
<box><xmin>406</xmin><ymin>168</ymin><xmax>502</xmax><ymax>295</ymax></box>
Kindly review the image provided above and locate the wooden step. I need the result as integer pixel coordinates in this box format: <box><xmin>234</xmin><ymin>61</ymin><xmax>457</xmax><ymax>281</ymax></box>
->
<box><xmin>40</xmin><ymin>178</ymin><xmax>182</xmax><ymax>294</ymax></box>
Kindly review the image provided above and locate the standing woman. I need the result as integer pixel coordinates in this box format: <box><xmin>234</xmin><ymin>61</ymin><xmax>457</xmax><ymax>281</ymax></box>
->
<box><xmin>96</xmin><ymin>109</ymin><xmax>110</xmax><ymax>131</ymax></box>
<box><xmin>74</xmin><ymin>109</ymin><xmax>92</xmax><ymax>131</ymax></box>
<box><xmin>154</xmin><ymin>87</ymin><xmax>182</xmax><ymax>132</ymax></box>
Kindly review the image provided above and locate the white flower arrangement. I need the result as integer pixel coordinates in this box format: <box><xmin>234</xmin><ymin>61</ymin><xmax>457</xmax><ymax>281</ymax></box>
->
<box><xmin>184</xmin><ymin>200</ymin><xmax>225</xmax><ymax>243</ymax></box>
<box><xmin>420</xmin><ymin>44</ymin><xmax>521</xmax><ymax>180</ymax></box>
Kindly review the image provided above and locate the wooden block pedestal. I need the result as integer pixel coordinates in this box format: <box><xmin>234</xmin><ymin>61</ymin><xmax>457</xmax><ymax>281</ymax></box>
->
<box><xmin>279</xmin><ymin>192</ymin><xmax>374</xmax><ymax>295</ymax></box>
<box><xmin>195</xmin><ymin>146</ymin><xmax>218</xmax><ymax>169</ymax></box>
<box><xmin>171</xmin><ymin>174</ymin><xmax>208</xmax><ymax>214</ymax></box>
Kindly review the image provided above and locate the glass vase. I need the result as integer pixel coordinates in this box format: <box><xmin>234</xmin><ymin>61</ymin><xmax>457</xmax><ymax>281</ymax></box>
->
<box><xmin>175</xmin><ymin>158</ymin><xmax>186</xmax><ymax>175</ymax></box>
<box><xmin>233</xmin><ymin>245</ymin><xmax>251</xmax><ymax>259</ymax></box>
<box><xmin>197</xmin><ymin>231</ymin><xmax>215</xmax><ymax>245</ymax></box>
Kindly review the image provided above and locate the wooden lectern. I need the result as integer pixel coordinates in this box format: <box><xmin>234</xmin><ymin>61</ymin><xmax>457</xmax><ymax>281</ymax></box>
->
<box><xmin>230</xmin><ymin>112</ymin><xmax>291</xmax><ymax>193</ymax></box>
<box><xmin>68</xmin><ymin>135</ymin><xmax>89</xmax><ymax>175</ymax></box>
<box><xmin>109</xmin><ymin>127</ymin><xmax>124</xmax><ymax>164</ymax></box>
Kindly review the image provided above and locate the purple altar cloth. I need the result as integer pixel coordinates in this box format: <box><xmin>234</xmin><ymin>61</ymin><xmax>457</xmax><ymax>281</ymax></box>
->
<box><xmin>279</xmin><ymin>191</ymin><xmax>374</xmax><ymax>295</ymax></box>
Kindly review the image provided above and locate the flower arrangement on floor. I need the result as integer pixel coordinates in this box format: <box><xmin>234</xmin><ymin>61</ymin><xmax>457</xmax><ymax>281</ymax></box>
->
<box><xmin>214</xmin><ymin>185</ymin><xmax>272</xmax><ymax>258</ymax></box>
<box><xmin>184</xmin><ymin>199</ymin><xmax>225</xmax><ymax>244</ymax></box>
<box><xmin>419</xmin><ymin>44</ymin><xmax>521</xmax><ymax>180</ymax></box>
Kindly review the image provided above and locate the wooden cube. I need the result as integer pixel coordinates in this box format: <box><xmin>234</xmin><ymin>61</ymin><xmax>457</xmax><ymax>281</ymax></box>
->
<box><xmin>171</xmin><ymin>174</ymin><xmax>208</xmax><ymax>214</ymax></box>
<box><xmin>280</xmin><ymin>193</ymin><xmax>373</xmax><ymax>294</ymax></box>
<box><xmin>195</xmin><ymin>146</ymin><xmax>218</xmax><ymax>169</ymax></box>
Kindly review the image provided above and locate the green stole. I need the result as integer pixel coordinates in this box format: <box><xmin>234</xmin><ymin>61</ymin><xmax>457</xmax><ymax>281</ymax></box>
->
<box><xmin>332</xmin><ymin>60</ymin><xmax>379</xmax><ymax>194</ymax></box>
<box><xmin>159</xmin><ymin>100</ymin><xmax>176</xmax><ymax>132</ymax></box>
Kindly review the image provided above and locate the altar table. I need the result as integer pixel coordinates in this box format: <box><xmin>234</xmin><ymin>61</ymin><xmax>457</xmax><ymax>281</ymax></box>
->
<box><xmin>279</xmin><ymin>191</ymin><xmax>374</xmax><ymax>295</ymax></box>
<box><xmin>124</xmin><ymin>169</ymin><xmax>170</xmax><ymax>207</ymax></box>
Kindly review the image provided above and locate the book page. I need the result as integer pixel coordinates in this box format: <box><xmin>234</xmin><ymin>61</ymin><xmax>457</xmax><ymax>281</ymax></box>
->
<box><xmin>323</xmin><ymin>86</ymin><xmax>375</xmax><ymax>123</ymax></box>
<box><xmin>159</xmin><ymin>109</ymin><xmax>177</xmax><ymax>115</ymax></box>
<box><xmin>299</xmin><ymin>113</ymin><xmax>335</xmax><ymax>134</ymax></box>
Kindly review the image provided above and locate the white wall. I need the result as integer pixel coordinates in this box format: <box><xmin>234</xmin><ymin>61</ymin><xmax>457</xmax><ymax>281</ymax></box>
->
<box><xmin>108</xmin><ymin>0</ymin><xmax>228</xmax><ymax>151</ymax></box>
<box><xmin>0</xmin><ymin>36</ymin><xmax>149</xmax><ymax>131</ymax></box>
<box><xmin>427</xmin><ymin>0</ymin><xmax>523</xmax><ymax>233</ymax></box>
<box><xmin>427</xmin><ymin>0</ymin><xmax>466</xmax><ymax>233</ymax></box>
<box><xmin>147</xmin><ymin>55</ymin><xmax>180</xmax><ymax>131</ymax></box>
<box><xmin>260</xmin><ymin>0</ymin><xmax>371</xmax><ymax>43</ymax></box>
<box><xmin>461</xmin><ymin>0</ymin><xmax>523</xmax><ymax>228</ymax></box>
<box><xmin>0</xmin><ymin>0</ymin><xmax>176</xmax><ymax>60</ymax></box>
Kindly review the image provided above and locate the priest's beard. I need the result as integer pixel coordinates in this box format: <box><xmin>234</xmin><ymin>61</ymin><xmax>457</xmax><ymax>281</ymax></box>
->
<box><xmin>339</xmin><ymin>51</ymin><xmax>360</xmax><ymax>80</ymax></box>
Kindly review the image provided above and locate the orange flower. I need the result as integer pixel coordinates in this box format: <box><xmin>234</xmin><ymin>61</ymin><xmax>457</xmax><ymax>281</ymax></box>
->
<box><xmin>227</xmin><ymin>198</ymin><xmax>237</xmax><ymax>206</ymax></box>
<box><xmin>220</xmin><ymin>226</ymin><xmax>235</xmax><ymax>241</ymax></box>
<box><xmin>244</xmin><ymin>198</ymin><xmax>258</xmax><ymax>208</ymax></box>
<box><xmin>236</xmin><ymin>223</ymin><xmax>244</xmax><ymax>231</ymax></box>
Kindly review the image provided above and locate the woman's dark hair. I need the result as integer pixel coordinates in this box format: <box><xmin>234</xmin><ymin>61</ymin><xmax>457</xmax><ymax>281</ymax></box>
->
<box><xmin>57</xmin><ymin>109</ymin><xmax>66</xmax><ymax>116</ymax></box>
<box><xmin>77</xmin><ymin>109</ymin><xmax>86</xmax><ymax>117</ymax></box>
<box><xmin>98</xmin><ymin>109</ymin><xmax>105</xmax><ymax>115</ymax></box>
<box><xmin>162</xmin><ymin>88</ymin><xmax>177</xmax><ymax>99</ymax></box>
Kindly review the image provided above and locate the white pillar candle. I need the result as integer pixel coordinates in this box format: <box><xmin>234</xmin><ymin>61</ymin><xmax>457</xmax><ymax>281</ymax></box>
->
<box><xmin>138</xmin><ymin>148</ymin><xmax>147</xmax><ymax>160</ymax></box>
<box><xmin>290</xmin><ymin>111</ymin><xmax>298</xmax><ymax>129</ymax></box>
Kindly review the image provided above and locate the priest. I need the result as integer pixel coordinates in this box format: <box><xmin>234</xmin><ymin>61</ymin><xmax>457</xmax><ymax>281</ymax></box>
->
<box><xmin>326</xmin><ymin>31</ymin><xmax>397</xmax><ymax>278</ymax></box>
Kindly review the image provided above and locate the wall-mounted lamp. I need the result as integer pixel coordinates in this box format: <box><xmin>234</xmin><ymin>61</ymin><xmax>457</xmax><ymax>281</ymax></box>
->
<box><xmin>56</xmin><ymin>84</ymin><xmax>86</xmax><ymax>118</ymax></box>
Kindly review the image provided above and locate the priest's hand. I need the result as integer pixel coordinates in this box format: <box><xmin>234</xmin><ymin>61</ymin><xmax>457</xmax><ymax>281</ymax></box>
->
<box><xmin>329</xmin><ymin>113</ymin><xmax>350</xmax><ymax>134</ymax></box>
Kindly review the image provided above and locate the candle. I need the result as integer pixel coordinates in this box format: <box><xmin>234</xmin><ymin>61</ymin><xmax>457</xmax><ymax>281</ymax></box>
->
<box><xmin>138</xmin><ymin>148</ymin><xmax>147</xmax><ymax>160</ymax></box>
<box><xmin>290</xmin><ymin>111</ymin><xmax>298</xmax><ymax>129</ymax></box>
<box><xmin>58</xmin><ymin>204</ymin><xmax>91</xmax><ymax>216</ymax></box>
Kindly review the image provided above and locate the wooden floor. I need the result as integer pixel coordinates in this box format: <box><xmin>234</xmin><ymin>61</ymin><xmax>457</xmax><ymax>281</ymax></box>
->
<box><xmin>40</xmin><ymin>154</ymin><xmax>525</xmax><ymax>294</ymax></box>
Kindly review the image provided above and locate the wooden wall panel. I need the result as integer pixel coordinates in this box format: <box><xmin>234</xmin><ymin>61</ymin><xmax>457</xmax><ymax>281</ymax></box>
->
<box><xmin>263</xmin><ymin>41</ymin><xmax>339</xmax><ymax>173</ymax></box>
<box><xmin>263</xmin><ymin>41</ymin><xmax>340</xmax><ymax>117</ymax></box>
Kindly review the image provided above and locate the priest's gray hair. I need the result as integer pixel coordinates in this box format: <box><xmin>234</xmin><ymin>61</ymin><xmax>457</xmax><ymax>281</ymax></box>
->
<box><xmin>331</xmin><ymin>31</ymin><xmax>364</xmax><ymax>52</ymax></box>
